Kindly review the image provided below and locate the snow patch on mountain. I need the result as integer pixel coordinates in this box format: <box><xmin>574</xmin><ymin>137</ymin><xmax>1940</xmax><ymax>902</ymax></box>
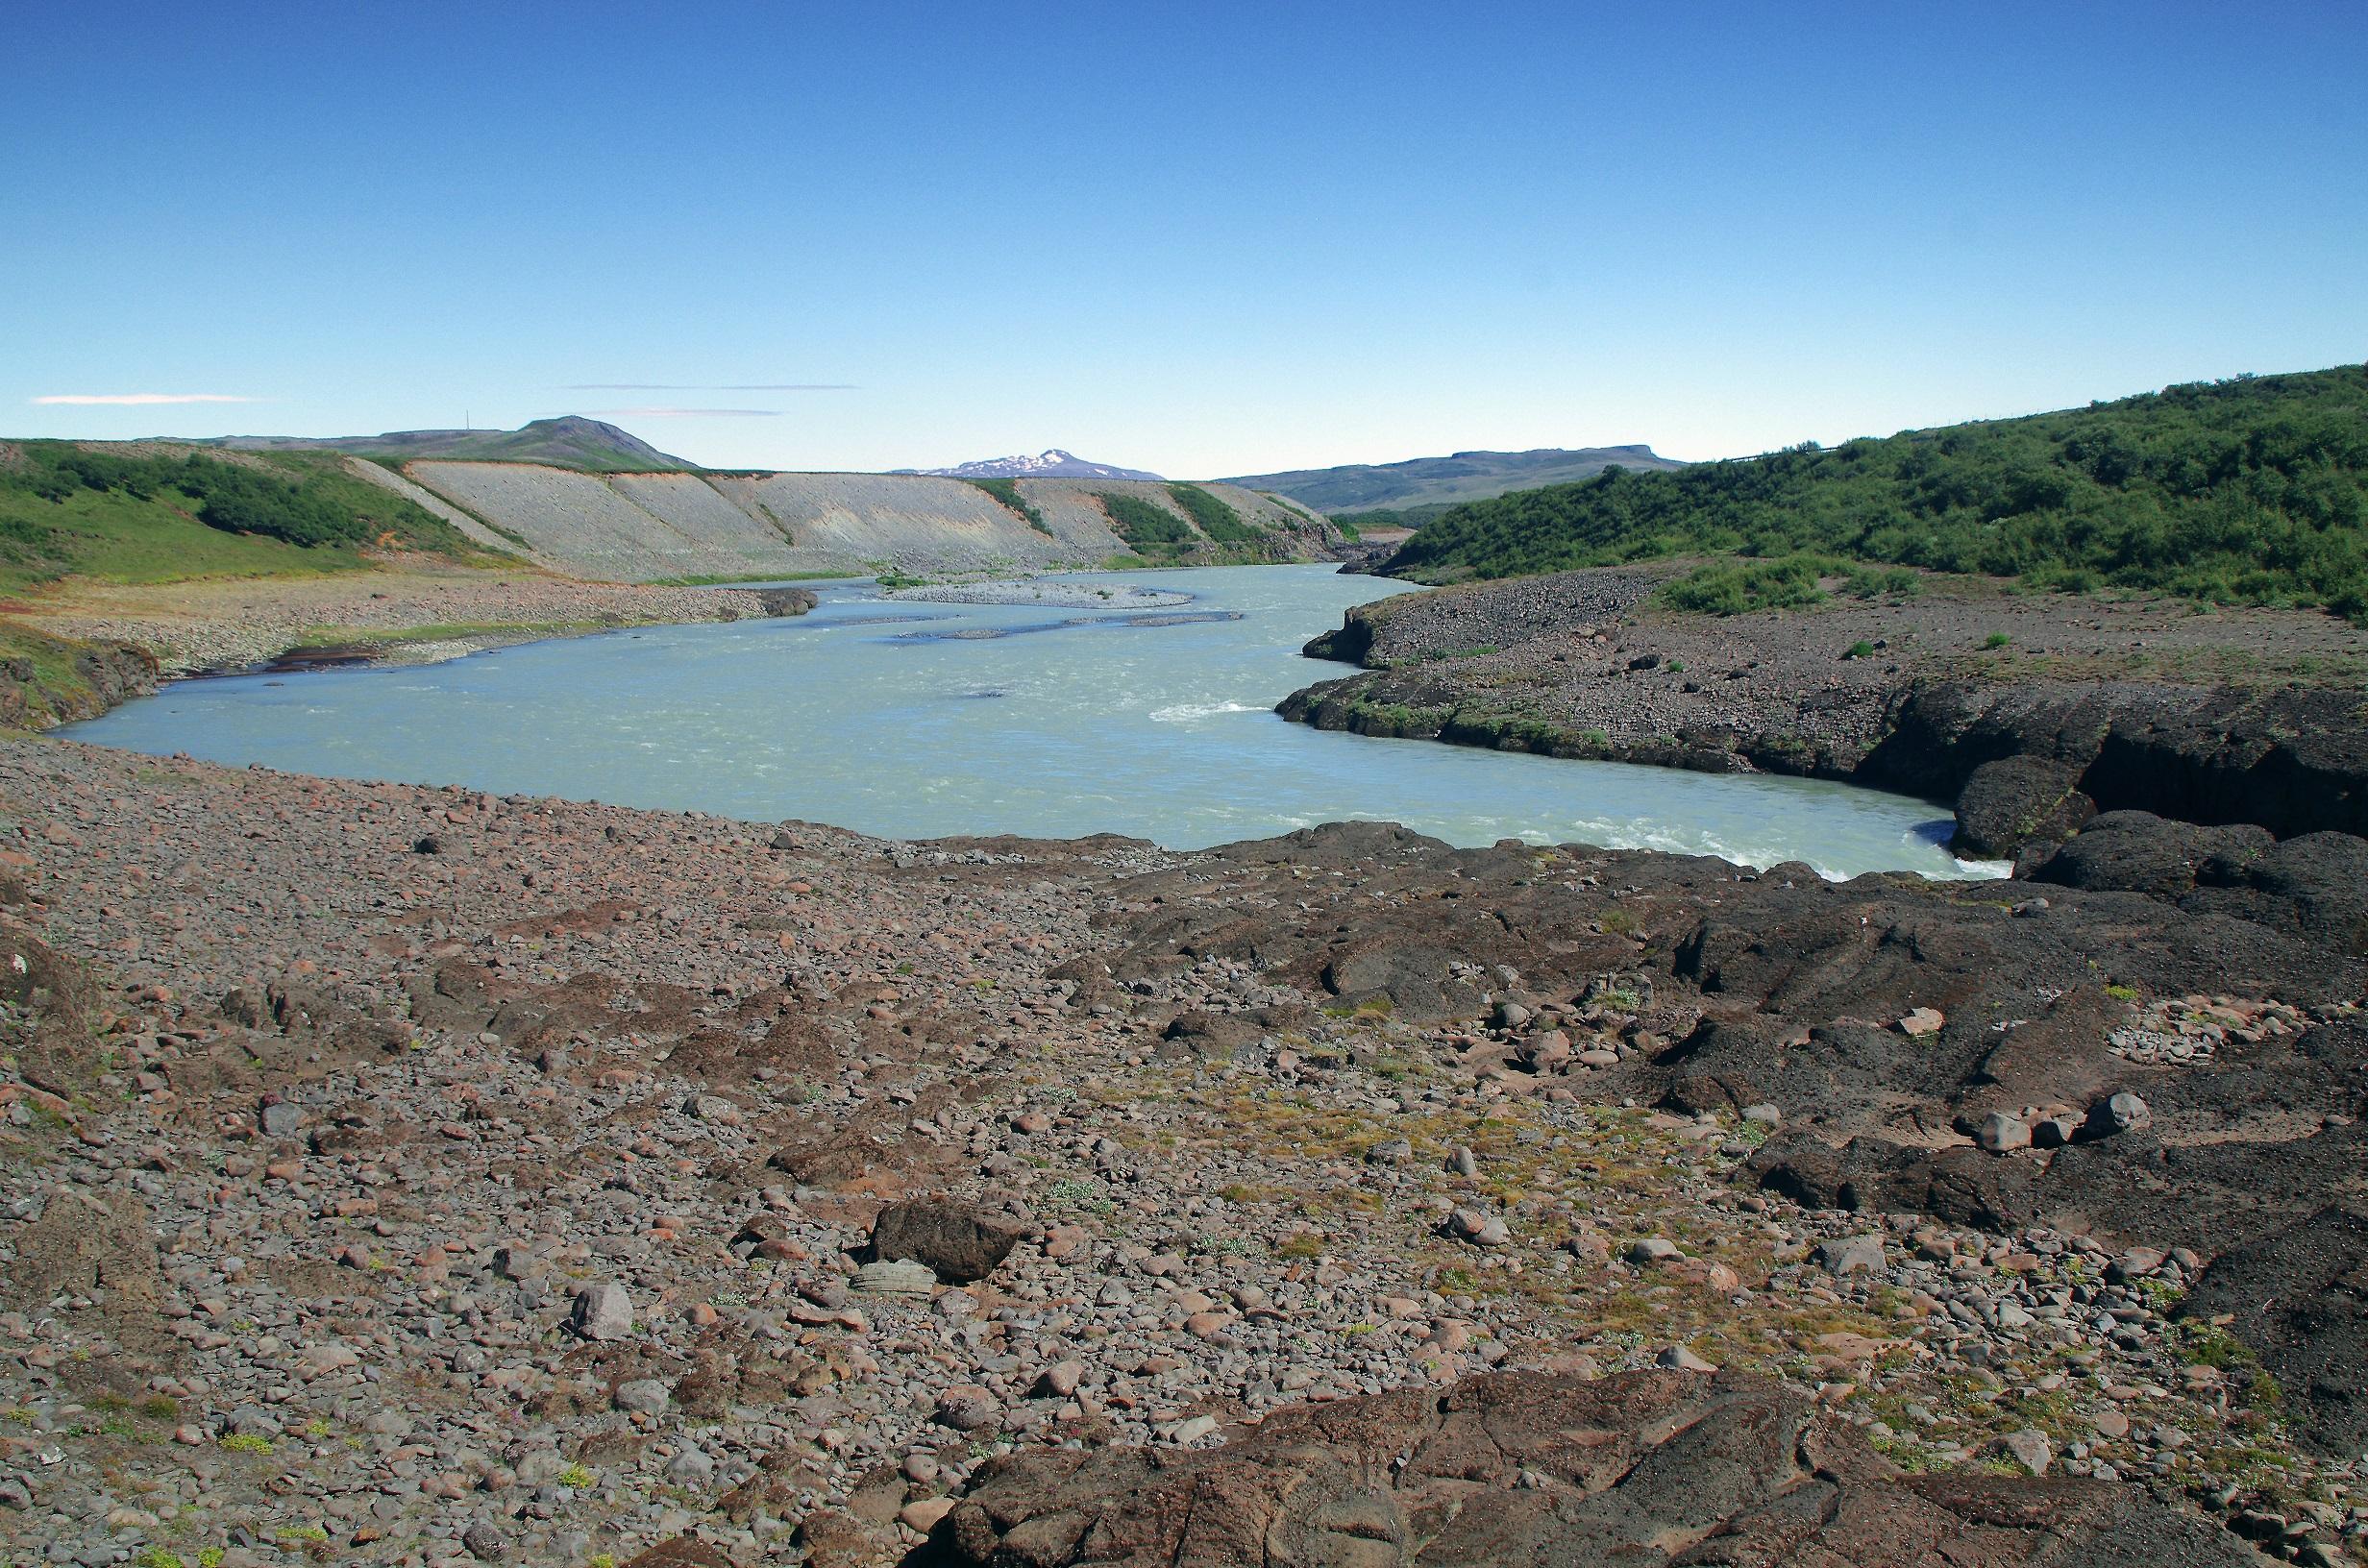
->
<box><xmin>898</xmin><ymin>449</ymin><xmax>1164</xmax><ymax>481</ymax></box>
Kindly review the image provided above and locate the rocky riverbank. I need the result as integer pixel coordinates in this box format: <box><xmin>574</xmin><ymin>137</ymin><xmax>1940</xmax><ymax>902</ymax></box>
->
<box><xmin>1285</xmin><ymin>567</ymin><xmax>2368</xmax><ymax>859</ymax></box>
<box><xmin>1</xmin><ymin>736</ymin><xmax>2362</xmax><ymax>1567</ymax></box>
<box><xmin>4</xmin><ymin>565</ymin><xmax>816</xmax><ymax>681</ymax></box>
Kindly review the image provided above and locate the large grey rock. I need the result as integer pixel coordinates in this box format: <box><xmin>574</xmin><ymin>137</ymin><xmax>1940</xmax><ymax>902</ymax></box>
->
<box><xmin>613</xmin><ymin>1378</ymin><xmax>670</xmax><ymax>1415</ymax></box>
<box><xmin>1813</xmin><ymin>1234</ymin><xmax>1887</xmax><ymax>1276</ymax></box>
<box><xmin>1978</xmin><ymin>1112</ymin><xmax>2033</xmax><ymax>1154</ymax></box>
<box><xmin>2084</xmin><ymin>1091</ymin><xmax>2151</xmax><ymax>1138</ymax></box>
<box><xmin>569</xmin><ymin>1279</ymin><xmax>633</xmax><ymax>1340</ymax></box>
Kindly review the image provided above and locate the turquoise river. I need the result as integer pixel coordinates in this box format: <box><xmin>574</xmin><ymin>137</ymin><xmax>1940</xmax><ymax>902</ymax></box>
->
<box><xmin>67</xmin><ymin>565</ymin><xmax>1993</xmax><ymax>879</ymax></box>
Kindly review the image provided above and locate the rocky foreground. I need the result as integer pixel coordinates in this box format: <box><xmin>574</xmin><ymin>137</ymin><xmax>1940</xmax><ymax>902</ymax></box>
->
<box><xmin>1</xmin><ymin>732</ymin><xmax>2363</xmax><ymax>1567</ymax></box>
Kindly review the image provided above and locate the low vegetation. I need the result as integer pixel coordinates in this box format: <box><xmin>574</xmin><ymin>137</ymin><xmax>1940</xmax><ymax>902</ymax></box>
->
<box><xmin>966</xmin><ymin>476</ymin><xmax>1051</xmax><ymax>534</ymax></box>
<box><xmin>1165</xmin><ymin>482</ymin><xmax>1264</xmax><ymax>544</ymax></box>
<box><xmin>1390</xmin><ymin>364</ymin><xmax>2368</xmax><ymax>619</ymax></box>
<box><xmin>0</xmin><ymin>441</ymin><xmax>489</xmax><ymax>593</ymax></box>
<box><xmin>1655</xmin><ymin>554</ymin><xmax>1922</xmax><ymax>616</ymax></box>
<box><xmin>1094</xmin><ymin>491</ymin><xmax>1193</xmax><ymax>555</ymax></box>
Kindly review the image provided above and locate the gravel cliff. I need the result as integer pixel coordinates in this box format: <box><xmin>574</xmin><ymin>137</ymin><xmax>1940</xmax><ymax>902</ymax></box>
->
<box><xmin>395</xmin><ymin>464</ymin><xmax>1337</xmax><ymax>581</ymax></box>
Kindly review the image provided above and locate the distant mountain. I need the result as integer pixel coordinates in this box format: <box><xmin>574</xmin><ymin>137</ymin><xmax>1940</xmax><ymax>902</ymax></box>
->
<box><xmin>206</xmin><ymin>416</ymin><xmax>688</xmax><ymax>472</ymax></box>
<box><xmin>900</xmin><ymin>449</ymin><xmax>1164</xmax><ymax>481</ymax></box>
<box><xmin>1221</xmin><ymin>445</ymin><xmax>1684</xmax><ymax>519</ymax></box>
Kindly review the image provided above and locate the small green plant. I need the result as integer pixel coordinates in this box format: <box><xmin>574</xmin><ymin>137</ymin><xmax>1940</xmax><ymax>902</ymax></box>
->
<box><xmin>1043</xmin><ymin>1178</ymin><xmax>1115</xmax><ymax>1215</ymax></box>
<box><xmin>1845</xmin><ymin>640</ymin><xmax>1875</xmax><ymax>659</ymax></box>
<box><xmin>1273</xmin><ymin>1233</ymin><xmax>1325</xmax><ymax>1261</ymax></box>
<box><xmin>557</xmin><ymin>1462</ymin><xmax>597</xmax><ymax>1489</ymax></box>
<box><xmin>2103</xmin><ymin>983</ymin><xmax>2138</xmax><ymax>1001</ymax></box>
<box><xmin>219</xmin><ymin>1433</ymin><xmax>274</xmax><ymax>1455</ymax></box>
<box><xmin>140</xmin><ymin>1395</ymin><xmax>180</xmax><ymax>1420</ymax></box>
<box><xmin>273</xmin><ymin>1527</ymin><xmax>329</xmax><ymax>1545</ymax></box>
<box><xmin>198</xmin><ymin>1551</ymin><xmax>226</xmax><ymax>1568</ymax></box>
<box><xmin>1984</xmin><ymin>631</ymin><xmax>2012</xmax><ymax>649</ymax></box>
<box><xmin>136</xmin><ymin>1550</ymin><xmax>187</xmax><ymax>1568</ymax></box>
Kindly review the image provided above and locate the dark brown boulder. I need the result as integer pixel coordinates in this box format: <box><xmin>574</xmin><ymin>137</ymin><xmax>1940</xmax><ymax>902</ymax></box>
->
<box><xmin>0</xmin><ymin>924</ymin><xmax>103</xmax><ymax>1098</ymax></box>
<box><xmin>1951</xmin><ymin>754</ymin><xmax>2095</xmax><ymax>858</ymax></box>
<box><xmin>931</xmin><ymin>1369</ymin><xmax>2248</xmax><ymax>1566</ymax></box>
<box><xmin>2179</xmin><ymin>1206</ymin><xmax>2368</xmax><ymax>1458</ymax></box>
<box><xmin>868</xmin><ymin>1199</ymin><xmax>1024</xmax><ymax>1285</ymax></box>
<box><xmin>2032</xmin><ymin>811</ymin><xmax>2272</xmax><ymax>898</ymax></box>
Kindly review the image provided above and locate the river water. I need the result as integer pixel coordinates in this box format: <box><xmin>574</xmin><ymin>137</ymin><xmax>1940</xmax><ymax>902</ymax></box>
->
<box><xmin>68</xmin><ymin>565</ymin><xmax>1990</xmax><ymax>878</ymax></box>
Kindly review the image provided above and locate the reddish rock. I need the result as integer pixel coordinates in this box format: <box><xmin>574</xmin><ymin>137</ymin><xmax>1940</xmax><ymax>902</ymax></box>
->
<box><xmin>938</xmin><ymin>1369</ymin><xmax>2252</xmax><ymax>1567</ymax></box>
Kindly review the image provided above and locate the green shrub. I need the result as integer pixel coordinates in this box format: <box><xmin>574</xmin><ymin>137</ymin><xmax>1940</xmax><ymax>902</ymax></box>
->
<box><xmin>1984</xmin><ymin>631</ymin><xmax>2012</xmax><ymax>649</ymax></box>
<box><xmin>1387</xmin><ymin>365</ymin><xmax>2368</xmax><ymax>621</ymax></box>
<box><xmin>1095</xmin><ymin>492</ymin><xmax>1192</xmax><ymax>553</ymax></box>
<box><xmin>1166</xmin><ymin>482</ymin><xmax>1263</xmax><ymax>544</ymax></box>
<box><xmin>1845</xmin><ymin>640</ymin><xmax>1875</xmax><ymax>659</ymax></box>
<box><xmin>966</xmin><ymin>477</ymin><xmax>1050</xmax><ymax>534</ymax></box>
<box><xmin>1657</xmin><ymin>555</ymin><xmax>1827</xmax><ymax>615</ymax></box>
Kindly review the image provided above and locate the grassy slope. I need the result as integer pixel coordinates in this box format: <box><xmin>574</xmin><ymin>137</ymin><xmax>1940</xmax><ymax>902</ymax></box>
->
<box><xmin>1223</xmin><ymin>446</ymin><xmax>1684</xmax><ymax>516</ymax></box>
<box><xmin>219</xmin><ymin>417</ymin><xmax>687</xmax><ymax>473</ymax></box>
<box><xmin>1388</xmin><ymin>366</ymin><xmax>2368</xmax><ymax>617</ymax></box>
<box><xmin>0</xmin><ymin>442</ymin><xmax>502</xmax><ymax>598</ymax></box>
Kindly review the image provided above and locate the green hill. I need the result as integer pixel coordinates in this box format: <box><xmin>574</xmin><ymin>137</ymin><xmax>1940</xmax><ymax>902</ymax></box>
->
<box><xmin>0</xmin><ymin>441</ymin><xmax>497</xmax><ymax>595</ymax></box>
<box><xmin>208</xmin><ymin>416</ymin><xmax>686</xmax><ymax>472</ymax></box>
<box><xmin>1221</xmin><ymin>445</ymin><xmax>1683</xmax><ymax>521</ymax></box>
<box><xmin>1385</xmin><ymin>366</ymin><xmax>2368</xmax><ymax>618</ymax></box>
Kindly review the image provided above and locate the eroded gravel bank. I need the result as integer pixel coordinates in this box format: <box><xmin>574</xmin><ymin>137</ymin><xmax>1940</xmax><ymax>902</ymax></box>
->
<box><xmin>9</xmin><ymin>566</ymin><xmax>815</xmax><ymax>677</ymax></box>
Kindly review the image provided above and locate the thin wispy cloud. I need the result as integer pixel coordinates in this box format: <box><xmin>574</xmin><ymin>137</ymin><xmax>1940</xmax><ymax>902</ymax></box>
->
<box><xmin>563</xmin><ymin>382</ymin><xmax>855</xmax><ymax>392</ymax></box>
<box><xmin>33</xmin><ymin>392</ymin><xmax>260</xmax><ymax>405</ymax></box>
<box><xmin>565</xmin><ymin>407</ymin><xmax>784</xmax><ymax>419</ymax></box>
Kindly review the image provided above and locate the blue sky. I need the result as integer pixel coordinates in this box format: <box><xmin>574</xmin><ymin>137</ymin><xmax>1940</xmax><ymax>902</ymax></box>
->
<box><xmin>6</xmin><ymin>1</ymin><xmax>2363</xmax><ymax>477</ymax></box>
